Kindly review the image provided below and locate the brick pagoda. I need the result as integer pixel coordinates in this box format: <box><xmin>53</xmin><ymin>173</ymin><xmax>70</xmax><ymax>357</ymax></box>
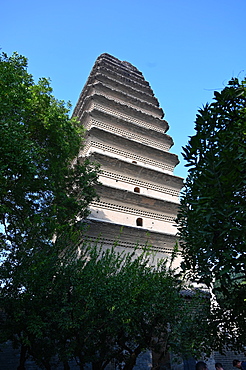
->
<box><xmin>73</xmin><ymin>53</ymin><xmax>183</xmax><ymax>261</ymax></box>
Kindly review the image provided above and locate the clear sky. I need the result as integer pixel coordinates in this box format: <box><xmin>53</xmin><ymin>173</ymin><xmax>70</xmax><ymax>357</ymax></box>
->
<box><xmin>1</xmin><ymin>0</ymin><xmax>246</xmax><ymax>179</ymax></box>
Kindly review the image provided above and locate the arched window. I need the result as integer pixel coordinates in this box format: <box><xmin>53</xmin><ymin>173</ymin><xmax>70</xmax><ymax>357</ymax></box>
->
<box><xmin>134</xmin><ymin>187</ymin><xmax>140</xmax><ymax>193</ymax></box>
<box><xmin>136</xmin><ymin>218</ymin><xmax>143</xmax><ymax>227</ymax></box>
<box><xmin>132</xmin><ymin>161</ymin><xmax>137</xmax><ymax>164</ymax></box>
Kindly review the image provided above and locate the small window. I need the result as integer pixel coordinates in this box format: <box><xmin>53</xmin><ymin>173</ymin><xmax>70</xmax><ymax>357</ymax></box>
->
<box><xmin>134</xmin><ymin>187</ymin><xmax>140</xmax><ymax>193</ymax></box>
<box><xmin>132</xmin><ymin>161</ymin><xmax>137</xmax><ymax>164</ymax></box>
<box><xmin>136</xmin><ymin>218</ymin><xmax>143</xmax><ymax>227</ymax></box>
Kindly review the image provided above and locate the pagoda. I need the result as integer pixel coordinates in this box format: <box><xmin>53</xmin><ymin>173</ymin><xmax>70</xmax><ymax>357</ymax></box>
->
<box><xmin>73</xmin><ymin>53</ymin><xmax>183</xmax><ymax>261</ymax></box>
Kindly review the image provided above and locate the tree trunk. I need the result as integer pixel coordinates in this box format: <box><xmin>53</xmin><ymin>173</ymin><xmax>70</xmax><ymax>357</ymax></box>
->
<box><xmin>92</xmin><ymin>359</ymin><xmax>110</xmax><ymax>370</ymax></box>
<box><xmin>17</xmin><ymin>344</ymin><xmax>27</xmax><ymax>370</ymax></box>
<box><xmin>77</xmin><ymin>353</ymin><xmax>84</xmax><ymax>370</ymax></box>
<box><xmin>92</xmin><ymin>360</ymin><xmax>103</xmax><ymax>370</ymax></box>
<box><xmin>63</xmin><ymin>361</ymin><xmax>70</xmax><ymax>370</ymax></box>
<box><xmin>123</xmin><ymin>346</ymin><xmax>142</xmax><ymax>370</ymax></box>
<box><xmin>42</xmin><ymin>361</ymin><xmax>51</xmax><ymax>370</ymax></box>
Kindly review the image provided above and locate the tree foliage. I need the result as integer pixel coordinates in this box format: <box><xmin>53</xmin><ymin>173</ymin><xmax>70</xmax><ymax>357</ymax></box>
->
<box><xmin>1</xmin><ymin>242</ymin><xmax>211</xmax><ymax>369</ymax></box>
<box><xmin>0</xmin><ymin>51</ymin><xmax>99</xmax><ymax>368</ymax></box>
<box><xmin>178</xmin><ymin>78</ymin><xmax>246</xmax><ymax>351</ymax></box>
<box><xmin>0</xmin><ymin>51</ymin><xmax>99</xmax><ymax>255</ymax></box>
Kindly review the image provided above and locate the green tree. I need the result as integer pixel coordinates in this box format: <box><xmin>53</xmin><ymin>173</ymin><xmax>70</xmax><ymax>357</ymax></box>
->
<box><xmin>177</xmin><ymin>78</ymin><xmax>246</xmax><ymax>352</ymax></box>
<box><xmin>1</xmin><ymin>241</ymin><xmax>210</xmax><ymax>370</ymax></box>
<box><xmin>0</xmin><ymin>51</ymin><xmax>99</xmax><ymax>254</ymax></box>
<box><xmin>0</xmin><ymin>51</ymin><xmax>99</xmax><ymax>369</ymax></box>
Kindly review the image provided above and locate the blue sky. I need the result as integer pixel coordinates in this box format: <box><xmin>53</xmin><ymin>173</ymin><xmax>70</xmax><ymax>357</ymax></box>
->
<box><xmin>1</xmin><ymin>0</ymin><xmax>246</xmax><ymax>179</ymax></box>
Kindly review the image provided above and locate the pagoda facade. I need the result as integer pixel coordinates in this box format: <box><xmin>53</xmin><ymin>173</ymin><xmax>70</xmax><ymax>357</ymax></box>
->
<box><xmin>73</xmin><ymin>53</ymin><xmax>183</xmax><ymax>260</ymax></box>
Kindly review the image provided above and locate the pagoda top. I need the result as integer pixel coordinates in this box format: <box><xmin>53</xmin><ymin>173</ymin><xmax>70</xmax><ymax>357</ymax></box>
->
<box><xmin>96</xmin><ymin>53</ymin><xmax>142</xmax><ymax>75</ymax></box>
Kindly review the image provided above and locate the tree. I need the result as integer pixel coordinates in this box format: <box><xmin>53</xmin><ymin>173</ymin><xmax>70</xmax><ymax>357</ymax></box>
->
<box><xmin>1</xmin><ymin>241</ymin><xmax>210</xmax><ymax>370</ymax></box>
<box><xmin>0</xmin><ymin>51</ymin><xmax>99</xmax><ymax>368</ymax></box>
<box><xmin>177</xmin><ymin>78</ymin><xmax>246</xmax><ymax>352</ymax></box>
<box><xmin>0</xmin><ymin>51</ymin><xmax>99</xmax><ymax>254</ymax></box>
